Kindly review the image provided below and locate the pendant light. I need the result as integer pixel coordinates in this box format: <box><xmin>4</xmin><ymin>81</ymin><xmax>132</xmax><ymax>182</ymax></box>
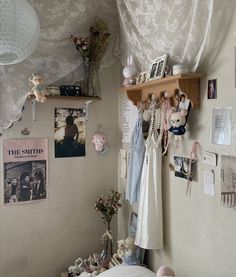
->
<box><xmin>0</xmin><ymin>0</ymin><xmax>40</xmax><ymax>65</ymax></box>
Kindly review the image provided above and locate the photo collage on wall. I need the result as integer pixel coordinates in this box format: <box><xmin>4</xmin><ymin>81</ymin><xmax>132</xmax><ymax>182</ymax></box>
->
<box><xmin>54</xmin><ymin>107</ymin><xmax>86</xmax><ymax>158</ymax></box>
<box><xmin>3</xmin><ymin>138</ymin><xmax>48</xmax><ymax>205</ymax></box>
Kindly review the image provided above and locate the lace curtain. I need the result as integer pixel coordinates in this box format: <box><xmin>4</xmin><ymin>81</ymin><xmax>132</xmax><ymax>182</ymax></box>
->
<box><xmin>0</xmin><ymin>0</ymin><xmax>235</xmax><ymax>132</ymax></box>
<box><xmin>0</xmin><ymin>0</ymin><xmax>119</xmax><ymax>132</ymax></box>
<box><xmin>116</xmin><ymin>0</ymin><xmax>235</xmax><ymax>71</ymax></box>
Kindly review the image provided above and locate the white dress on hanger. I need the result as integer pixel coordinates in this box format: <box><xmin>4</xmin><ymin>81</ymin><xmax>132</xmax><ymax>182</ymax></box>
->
<box><xmin>135</xmin><ymin>108</ymin><xmax>163</xmax><ymax>250</ymax></box>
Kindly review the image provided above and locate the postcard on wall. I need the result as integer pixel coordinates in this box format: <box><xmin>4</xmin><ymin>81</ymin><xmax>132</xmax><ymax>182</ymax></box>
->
<box><xmin>211</xmin><ymin>107</ymin><xmax>232</xmax><ymax>145</ymax></box>
<box><xmin>121</xmin><ymin>100</ymin><xmax>138</xmax><ymax>143</ymax></box>
<box><xmin>221</xmin><ymin>155</ymin><xmax>236</xmax><ymax>207</ymax></box>
<box><xmin>54</xmin><ymin>107</ymin><xmax>86</xmax><ymax>158</ymax></box>
<box><xmin>174</xmin><ymin>156</ymin><xmax>193</xmax><ymax>181</ymax></box>
<box><xmin>202</xmin><ymin>151</ymin><xmax>217</xmax><ymax>166</ymax></box>
<box><xmin>3</xmin><ymin>138</ymin><xmax>48</xmax><ymax>205</ymax></box>
<box><xmin>203</xmin><ymin>170</ymin><xmax>215</xmax><ymax>197</ymax></box>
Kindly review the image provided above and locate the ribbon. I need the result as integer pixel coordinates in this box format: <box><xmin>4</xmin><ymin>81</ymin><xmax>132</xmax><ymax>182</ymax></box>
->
<box><xmin>100</xmin><ymin>229</ymin><xmax>113</xmax><ymax>242</ymax></box>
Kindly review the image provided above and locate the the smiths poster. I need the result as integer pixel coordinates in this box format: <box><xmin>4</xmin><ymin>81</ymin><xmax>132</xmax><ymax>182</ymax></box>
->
<box><xmin>3</xmin><ymin>138</ymin><xmax>48</xmax><ymax>205</ymax></box>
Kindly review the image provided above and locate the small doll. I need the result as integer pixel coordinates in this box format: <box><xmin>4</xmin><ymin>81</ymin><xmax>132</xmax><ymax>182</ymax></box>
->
<box><xmin>123</xmin><ymin>55</ymin><xmax>137</xmax><ymax>87</ymax></box>
<box><xmin>29</xmin><ymin>74</ymin><xmax>48</xmax><ymax>103</ymax></box>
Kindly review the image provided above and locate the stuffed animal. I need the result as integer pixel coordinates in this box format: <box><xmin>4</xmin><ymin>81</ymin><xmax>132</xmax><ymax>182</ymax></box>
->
<box><xmin>169</xmin><ymin>109</ymin><xmax>188</xmax><ymax>140</ymax></box>
<box><xmin>123</xmin><ymin>55</ymin><xmax>137</xmax><ymax>87</ymax></box>
<box><xmin>113</xmin><ymin>239</ymin><xmax>126</xmax><ymax>260</ymax></box>
<box><xmin>29</xmin><ymin>74</ymin><xmax>48</xmax><ymax>103</ymax></box>
<box><xmin>124</xmin><ymin>236</ymin><xmax>136</xmax><ymax>255</ymax></box>
<box><xmin>122</xmin><ymin>236</ymin><xmax>140</xmax><ymax>265</ymax></box>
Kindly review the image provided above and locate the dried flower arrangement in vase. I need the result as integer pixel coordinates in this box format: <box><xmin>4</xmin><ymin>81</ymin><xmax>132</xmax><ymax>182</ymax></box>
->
<box><xmin>70</xmin><ymin>18</ymin><xmax>110</xmax><ymax>97</ymax></box>
<box><xmin>94</xmin><ymin>189</ymin><xmax>122</xmax><ymax>268</ymax></box>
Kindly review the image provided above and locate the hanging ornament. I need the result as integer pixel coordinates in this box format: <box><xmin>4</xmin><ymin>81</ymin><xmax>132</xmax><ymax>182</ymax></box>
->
<box><xmin>92</xmin><ymin>125</ymin><xmax>109</xmax><ymax>154</ymax></box>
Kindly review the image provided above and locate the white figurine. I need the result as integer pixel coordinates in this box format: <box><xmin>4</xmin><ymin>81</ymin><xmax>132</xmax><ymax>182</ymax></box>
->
<box><xmin>123</xmin><ymin>55</ymin><xmax>137</xmax><ymax>87</ymax></box>
<box><xmin>68</xmin><ymin>257</ymin><xmax>84</xmax><ymax>277</ymax></box>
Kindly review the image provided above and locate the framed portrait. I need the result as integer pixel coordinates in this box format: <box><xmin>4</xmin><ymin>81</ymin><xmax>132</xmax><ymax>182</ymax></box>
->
<box><xmin>208</xmin><ymin>79</ymin><xmax>217</xmax><ymax>99</ymax></box>
<box><xmin>136</xmin><ymin>71</ymin><xmax>148</xmax><ymax>84</ymax></box>
<box><xmin>148</xmin><ymin>54</ymin><xmax>168</xmax><ymax>81</ymax></box>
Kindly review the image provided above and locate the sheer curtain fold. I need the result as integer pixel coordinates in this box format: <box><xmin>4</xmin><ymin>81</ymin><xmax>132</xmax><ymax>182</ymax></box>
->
<box><xmin>1</xmin><ymin>0</ymin><xmax>235</xmax><ymax>131</ymax></box>
<box><xmin>116</xmin><ymin>0</ymin><xmax>235</xmax><ymax>73</ymax></box>
<box><xmin>0</xmin><ymin>0</ymin><xmax>119</xmax><ymax>132</ymax></box>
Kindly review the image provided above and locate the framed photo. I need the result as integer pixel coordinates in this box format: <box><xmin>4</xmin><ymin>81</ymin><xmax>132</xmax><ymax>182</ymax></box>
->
<box><xmin>148</xmin><ymin>54</ymin><xmax>168</xmax><ymax>81</ymax></box>
<box><xmin>208</xmin><ymin>79</ymin><xmax>217</xmax><ymax>99</ymax></box>
<box><xmin>136</xmin><ymin>71</ymin><xmax>148</xmax><ymax>84</ymax></box>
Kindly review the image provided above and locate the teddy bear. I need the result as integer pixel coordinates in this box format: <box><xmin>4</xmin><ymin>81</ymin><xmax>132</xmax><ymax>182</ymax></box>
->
<box><xmin>29</xmin><ymin>74</ymin><xmax>48</xmax><ymax>103</ymax></box>
<box><xmin>113</xmin><ymin>239</ymin><xmax>126</xmax><ymax>260</ymax></box>
<box><xmin>122</xmin><ymin>236</ymin><xmax>140</xmax><ymax>265</ymax></box>
<box><xmin>169</xmin><ymin>109</ymin><xmax>188</xmax><ymax>141</ymax></box>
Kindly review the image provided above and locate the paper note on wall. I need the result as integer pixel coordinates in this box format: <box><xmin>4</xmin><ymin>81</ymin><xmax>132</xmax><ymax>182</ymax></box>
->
<box><xmin>202</xmin><ymin>151</ymin><xmax>217</xmax><ymax>166</ymax></box>
<box><xmin>221</xmin><ymin>155</ymin><xmax>236</xmax><ymax>207</ymax></box>
<box><xmin>122</xmin><ymin>100</ymin><xmax>138</xmax><ymax>143</ymax></box>
<box><xmin>211</xmin><ymin>107</ymin><xmax>232</xmax><ymax>145</ymax></box>
<box><xmin>203</xmin><ymin>170</ymin><xmax>215</xmax><ymax>197</ymax></box>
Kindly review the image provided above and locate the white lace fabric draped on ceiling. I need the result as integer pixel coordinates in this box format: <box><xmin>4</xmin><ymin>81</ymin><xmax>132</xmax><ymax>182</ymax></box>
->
<box><xmin>0</xmin><ymin>0</ymin><xmax>235</xmax><ymax>131</ymax></box>
<box><xmin>0</xmin><ymin>0</ymin><xmax>119</xmax><ymax>132</ymax></box>
<box><xmin>116</xmin><ymin>0</ymin><xmax>235</xmax><ymax>71</ymax></box>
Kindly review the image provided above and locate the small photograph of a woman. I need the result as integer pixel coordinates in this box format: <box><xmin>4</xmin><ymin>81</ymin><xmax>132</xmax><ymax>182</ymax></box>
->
<box><xmin>54</xmin><ymin>108</ymin><xmax>86</xmax><ymax>158</ymax></box>
<box><xmin>208</xmin><ymin>79</ymin><xmax>217</xmax><ymax>99</ymax></box>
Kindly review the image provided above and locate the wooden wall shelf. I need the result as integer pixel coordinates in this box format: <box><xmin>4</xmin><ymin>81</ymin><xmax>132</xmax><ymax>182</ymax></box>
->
<box><xmin>121</xmin><ymin>73</ymin><xmax>202</xmax><ymax>108</ymax></box>
<box><xmin>28</xmin><ymin>95</ymin><xmax>101</xmax><ymax>101</ymax></box>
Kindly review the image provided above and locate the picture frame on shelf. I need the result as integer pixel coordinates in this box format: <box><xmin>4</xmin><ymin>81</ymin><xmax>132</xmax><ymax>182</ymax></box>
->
<box><xmin>136</xmin><ymin>71</ymin><xmax>148</xmax><ymax>84</ymax></box>
<box><xmin>148</xmin><ymin>54</ymin><xmax>168</xmax><ymax>81</ymax></box>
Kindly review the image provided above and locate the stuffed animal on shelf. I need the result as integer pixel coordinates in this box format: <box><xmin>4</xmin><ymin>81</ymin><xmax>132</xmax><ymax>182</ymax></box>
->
<box><xmin>29</xmin><ymin>74</ymin><xmax>48</xmax><ymax>103</ymax></box>
<box><xmin>169</xmin><ymin>109</ymin><xmax>188</xmax><ymax>141</ymax></box>
<box><xmin>113</xmin><ymin>239</ymin><xmax>126</xmax><ymax>260</ymax></box>
<box><xmin>123</xmin><ymin>55</ymin><xmax>137</xmax><ymax>87</ymax></box>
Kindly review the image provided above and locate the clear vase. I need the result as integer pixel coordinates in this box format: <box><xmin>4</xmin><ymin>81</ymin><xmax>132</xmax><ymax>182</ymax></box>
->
<box><xmin>100</xmin><ymin>223</ymin><xmax>113</xmax><ymax>268</ymax></box>
<box><xmin>83</xmin><ymin>61</ymin><xmax>101</xmax><ymax>97</ymax></box>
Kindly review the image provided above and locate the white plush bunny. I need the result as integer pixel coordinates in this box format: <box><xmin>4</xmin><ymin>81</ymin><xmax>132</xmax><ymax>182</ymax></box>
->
<box><xmin>123</xmin><ymin>55</ymin><xmax>137</xmax><ymax>87</ymax></box>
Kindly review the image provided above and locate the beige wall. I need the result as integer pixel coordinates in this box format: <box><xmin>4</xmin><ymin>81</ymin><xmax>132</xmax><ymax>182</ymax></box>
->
<box><xmin>0</xmin><ymin>63</ymin><xmax>119</xmax><ymax>277</ymax></box>
<box><xmin>118</xmin><ymin>9</ymin><xmax>236</xmax><ymax>277</ymax></box>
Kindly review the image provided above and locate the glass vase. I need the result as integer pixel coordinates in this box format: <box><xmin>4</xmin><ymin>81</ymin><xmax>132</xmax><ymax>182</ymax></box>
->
<box><xmin>100</xmin><ymin>223</ymin><xmax>113</xmax><ymax>268</ymax></box>
<box><xmin>83</xmin><ymin>61</ymin><xmax>101</xmax><ymax>97</ymax></box>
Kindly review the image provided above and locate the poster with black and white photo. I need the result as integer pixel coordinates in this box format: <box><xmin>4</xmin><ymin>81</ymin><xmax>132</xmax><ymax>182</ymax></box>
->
<box><xmin>54</xmin><ymin>108</ymin><xmax>86</xmax><ymax>158</ymax></box>
<box><xmin>3</xmin><ymin>138</ymin><xmax>48</xmax><ymax>205</ymax></box>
